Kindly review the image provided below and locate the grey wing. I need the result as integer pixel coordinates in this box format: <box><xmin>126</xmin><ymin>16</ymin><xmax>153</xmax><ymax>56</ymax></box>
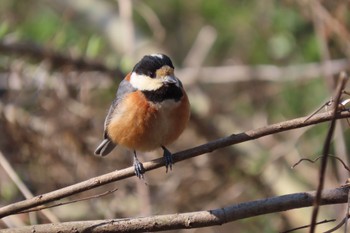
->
<box><xmin>94</xmin><ymin>78</ymin><xmax>136</xmax><ymax>156</ymax></box>
<box><xmin>104</xmin><ymin>78</ymin><xmax>137</xmax><ymax>128</ymax></box>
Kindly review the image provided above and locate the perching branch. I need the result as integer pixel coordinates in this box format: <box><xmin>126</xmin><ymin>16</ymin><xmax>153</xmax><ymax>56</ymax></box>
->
<box><xmin>1</xmin><ymin>186</ymin><xmax>349</xmax><ymax>233</ymax></box>
<box><xmin>0</xmin><ymin>108</ymin><xmax>350</xmax><ymax>218</ymax></box>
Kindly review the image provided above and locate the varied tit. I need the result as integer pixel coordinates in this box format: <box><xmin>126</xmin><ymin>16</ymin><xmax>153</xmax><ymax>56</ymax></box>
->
<box><xmin>95</xmin><ymin>54</ymin><xmax>190</xmax><ymax>178</ymax></box>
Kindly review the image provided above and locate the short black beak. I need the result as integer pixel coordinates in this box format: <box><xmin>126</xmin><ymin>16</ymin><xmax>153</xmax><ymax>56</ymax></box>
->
<box><xmin>163</xmin><ymin>75</ymin><xmax>177</xmax><ymax>84</ymax></box>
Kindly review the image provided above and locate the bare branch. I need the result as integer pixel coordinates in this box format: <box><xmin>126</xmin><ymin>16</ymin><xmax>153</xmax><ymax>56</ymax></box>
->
<box><xmin>1</xmin><ymin>186</ymin><xmax>349</xmax><ymax>233</ymax></box>
<box><xmin>19</xmin><ymin>188</ymin><xmax>118</xmax><ymax>214</ymax></box>
<box><xmin>292</xmin><ymin>155</ymin><xmax>350</xmax><ymax>173</ymax></box>
<box><xmin>282</xmin><ymin>219</ymin><xmax>336</xmax><ymax>233</ymax></box>
<box><xmin>0</xmin><ymin>109</ymin><xmax>350</xmax><ymax>218</ymax></box>
<box><xmin>0</xmin><ymin>150</ymin><xmax>59</xmax><ymax>223</ymax></box>
<box><xmin>345</xmin><ymin>191</ymin><xmax>350</xmax><ymax>233</ymax></box>
<box><xmin>324</xmin><ymin>215</ymin><xmax>350</xmax><ymax>233</ymax></box>
<box><xmin>303</xmin><ymin>101</ymin><xmax>332</xmax><ymax>122</ymax></box>
<box><xmin>310</xmin><ymin>72</ymin><xmax>349</xmax><ymax>232</ymax></box>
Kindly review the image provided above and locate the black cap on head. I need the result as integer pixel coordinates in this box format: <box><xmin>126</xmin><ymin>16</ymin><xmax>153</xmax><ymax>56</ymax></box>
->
<box><xmin>132</xmin><ymin>54</ymin><xmax>174</xmax><ymax>78</ymax></box>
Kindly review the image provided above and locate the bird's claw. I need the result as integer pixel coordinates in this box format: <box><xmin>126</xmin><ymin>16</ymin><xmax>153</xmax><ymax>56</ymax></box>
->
<box><xmin>162</xmin><ymin>146</ymin><xmax>173</xmax><ymax>173</ymax></box>
<box><xmin>133</xmin><ymin>151</ymin><xmax>145</xmax><ymax>179</ymax></box>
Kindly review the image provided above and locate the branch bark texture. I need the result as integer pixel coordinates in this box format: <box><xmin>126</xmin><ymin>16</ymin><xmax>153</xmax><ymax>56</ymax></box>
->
<box><xmin>2</xmin><ymin>186</ymin><xmax>349</xmax><ymax>233</ymax></box>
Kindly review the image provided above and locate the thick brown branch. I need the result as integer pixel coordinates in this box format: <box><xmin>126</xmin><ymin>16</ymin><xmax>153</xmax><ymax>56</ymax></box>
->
<box><xmin>0</xmin><ymin>109</ymin><xmax>350</xmax><ymax>218</ymax></box>
<box><xmin>1</xmin><ymin>186</ymin><xmax>349</xmax><ymax>233</ymax></box>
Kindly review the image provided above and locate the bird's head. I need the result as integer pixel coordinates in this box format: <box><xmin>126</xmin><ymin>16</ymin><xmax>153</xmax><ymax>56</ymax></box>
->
<box><xmin>129</xmin><ymin>54</ymin><xmax>181</xmax><ymax>91</ymax></box>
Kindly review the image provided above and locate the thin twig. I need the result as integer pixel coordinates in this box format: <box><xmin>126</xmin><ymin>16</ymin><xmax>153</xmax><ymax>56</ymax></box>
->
<box><xmin>292</xmin><ymin>155</ymin><xmax>350</xmax><ymax>173</ymax></box>
<box><xmin>1</xmin><ymin>186</ymin><xmax>349</xmax><ymax>233</ymax></box>
<box><xmin>345</xmin><ymin>190</ymin><xmax>350</xmax><ymax>233</ymax></box>
<box><xmin>324</xmin><ymin>215</ymin><xmax>349</xmax><ymax>233</ymax></box>
<box><xmin>310</xmin><ymin>72</ymin><xmax>349</xmax><ymax>233</ymax></box>
<box><xmin>304</xmin><ymin>101</ymin><xmax>332</xmax><ymax>122</ymax></box>
<box><xmin>18</xmin><ymin>188</ymin><xmax>118</xmax><ymax>214</ymax></box>
<box><xmin>342</xmin><ymin>91</ymin><xmax>350</xmax><ymax>96</ymax></box>
<box><xmin>1</xmin><ymin>109</ymin><xmax>350</xmax><ymax>218</ymax></box>
<box><xmin>0</xmin><ymin>150</ymin><xmax>59</xmax><ymax>223</ymax></box>
<box><xmin>281</xmin><ymin>219</ymin><xmax>336</xmax><ymax>233</ymax></box>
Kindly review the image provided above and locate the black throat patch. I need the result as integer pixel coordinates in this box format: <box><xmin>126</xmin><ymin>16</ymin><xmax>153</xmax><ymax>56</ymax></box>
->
<box><xmin>142</xmin><ymin>84</ymin><xmax>183</xmax><ymax>103</ymax></box>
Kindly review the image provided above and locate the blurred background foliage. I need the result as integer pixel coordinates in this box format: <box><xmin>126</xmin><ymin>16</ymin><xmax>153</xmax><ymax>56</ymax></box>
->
<box><xmin>0</xmin><ymin>0</ymin><xmax>350</xmax><ymax>232</ymax></box>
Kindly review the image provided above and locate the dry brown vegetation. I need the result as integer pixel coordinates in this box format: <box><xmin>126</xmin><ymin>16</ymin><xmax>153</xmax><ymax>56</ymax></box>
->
<box><xmin>1</xmin><ymin>1</ymin><xmax>350</xmax><ymax>232</ymax></box>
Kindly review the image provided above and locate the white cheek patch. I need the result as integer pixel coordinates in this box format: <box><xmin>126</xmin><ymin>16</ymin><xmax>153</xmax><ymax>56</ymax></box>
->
<box><xmin>129</xmin><ymin>72</ymin><xmax>163</xmax><ymax>91</ymax></box>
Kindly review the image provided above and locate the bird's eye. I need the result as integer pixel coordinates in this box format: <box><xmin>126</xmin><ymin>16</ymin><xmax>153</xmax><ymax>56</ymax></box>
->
<box><xmin>148</xmin><ymin>71</ymin><xmax>155</xmax><ymax>78</ymax></box>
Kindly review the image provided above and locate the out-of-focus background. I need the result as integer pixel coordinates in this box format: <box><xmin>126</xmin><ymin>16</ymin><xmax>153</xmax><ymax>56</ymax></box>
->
<box><xmin>0</xmin><ymin>0</ymin><xmax>349</xmax><ymax>232</ymax></box>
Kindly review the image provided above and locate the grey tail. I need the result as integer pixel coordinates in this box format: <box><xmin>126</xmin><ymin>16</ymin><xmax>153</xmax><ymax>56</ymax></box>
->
<box><xmin>94</xmin><ymin>139</ymin><xmax>116</xmax><ymax>156</ymax></box>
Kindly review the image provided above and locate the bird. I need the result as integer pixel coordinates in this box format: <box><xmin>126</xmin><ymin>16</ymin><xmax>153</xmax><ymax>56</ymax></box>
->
<box><xmin>95</xmin><ymin>54</ymin><xmax>190</xmax><ymax>178</ymax></box>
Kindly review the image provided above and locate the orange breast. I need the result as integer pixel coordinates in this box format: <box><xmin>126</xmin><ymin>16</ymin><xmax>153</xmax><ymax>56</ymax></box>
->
<box><xmin>107</xmin><ymin>90</ymin><xmax>190</xmax><ymax>151</ymax></box>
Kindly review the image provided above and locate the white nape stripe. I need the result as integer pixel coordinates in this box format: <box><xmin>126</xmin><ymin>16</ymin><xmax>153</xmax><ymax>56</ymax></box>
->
<box><xmin>129</xmin><ymin>72</ymin><xmax>163</xmax><ymax>91</ymax></box>
<box><xmin>150</xmin><ymin>54</ymin><xmax>163</xmax><ymax>59</ymax></box>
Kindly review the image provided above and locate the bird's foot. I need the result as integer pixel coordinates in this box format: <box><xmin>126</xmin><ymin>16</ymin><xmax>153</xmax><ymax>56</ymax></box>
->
<box><xmin>161</xmin><ymin>146</ymin><xmax>173</xmax><ymax>173</ymax></box>
<box><xmin>133</xmin><ymin>151</ymin><xmax>145</xmax><ymax>179</ymax></box>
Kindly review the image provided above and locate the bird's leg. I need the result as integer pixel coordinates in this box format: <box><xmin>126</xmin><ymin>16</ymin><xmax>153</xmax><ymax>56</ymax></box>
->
<box><xmin>161</xmin><ymin>146</ymin><xmax>173</xmax><ymax>172</ymax></box>
<box><xmin>133</xmin><ymin>150</ymin><xmax>145</xmax><ymax>179</ymax></box>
